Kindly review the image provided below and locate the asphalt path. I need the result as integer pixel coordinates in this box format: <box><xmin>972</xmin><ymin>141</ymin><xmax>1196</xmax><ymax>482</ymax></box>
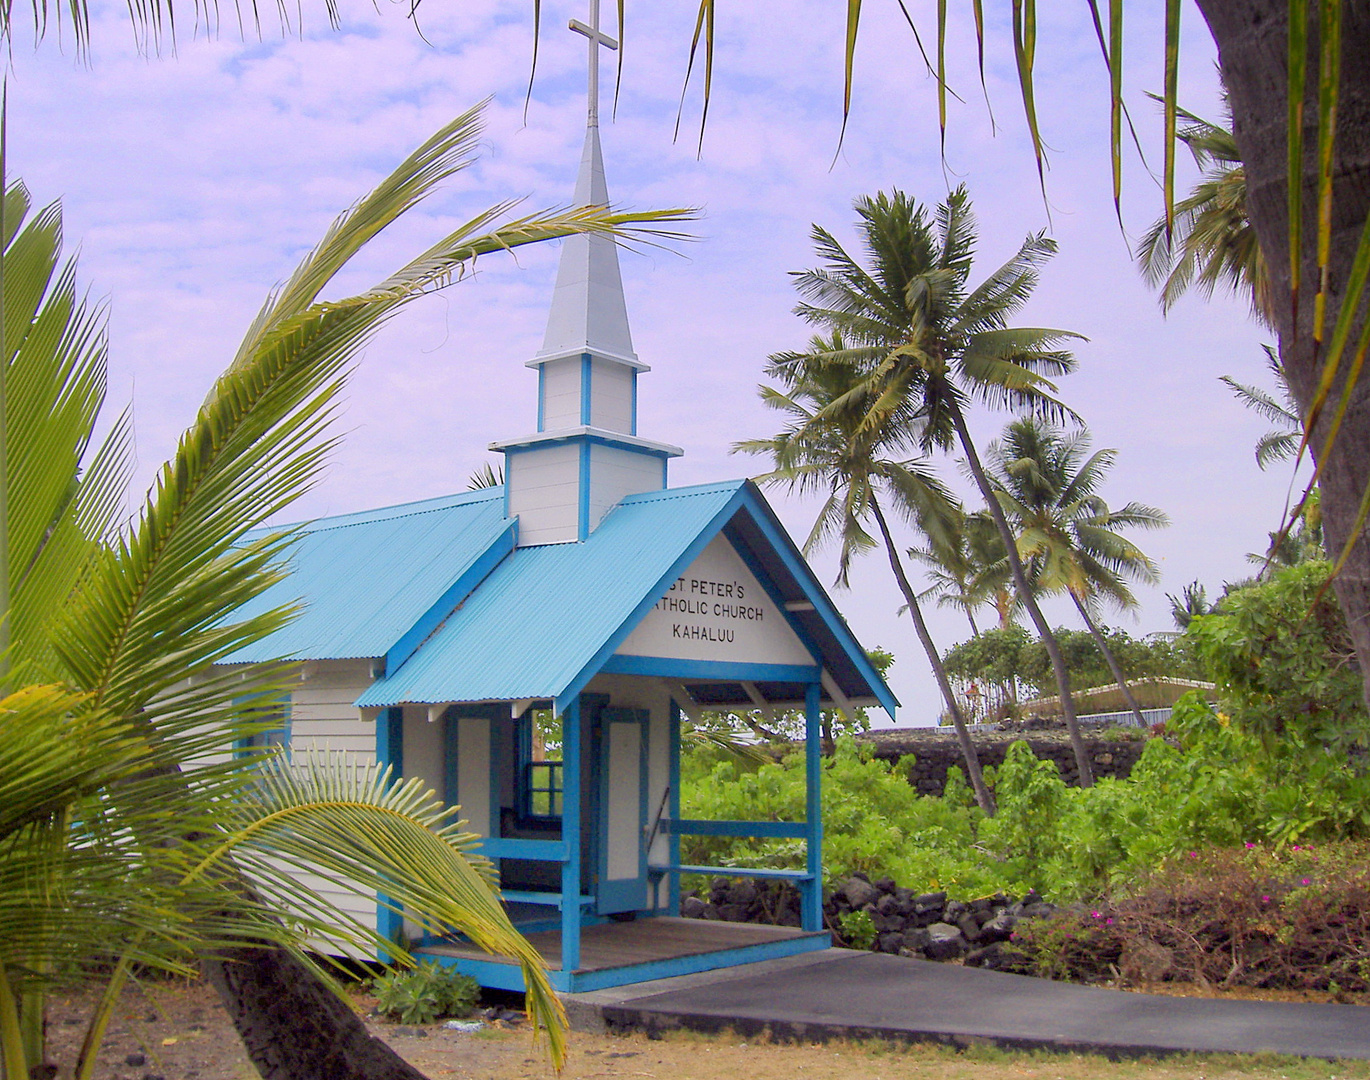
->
<box><xmin>567</xmin><ymin>950</ymin><xmax>1370</xmax><ymax>1060</ymax></box>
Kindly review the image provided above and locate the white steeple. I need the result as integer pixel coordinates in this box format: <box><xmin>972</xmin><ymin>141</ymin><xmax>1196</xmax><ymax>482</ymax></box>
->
<box><xmin>492</xmin><ymin>0</ymin><xmax>681</xmax><ymax>547</ymax></box>
<box><xmin>535</xmin><ymin>0</ymin><xmax>638</xmax><ymax>368</ymax></box>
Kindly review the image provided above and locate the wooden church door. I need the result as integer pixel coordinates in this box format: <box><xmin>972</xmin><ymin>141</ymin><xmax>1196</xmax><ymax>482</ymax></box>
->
<box><xmin>594</xmin><ymin>707</ymin><xmax>649</xmax><ymax>915</ymax></box>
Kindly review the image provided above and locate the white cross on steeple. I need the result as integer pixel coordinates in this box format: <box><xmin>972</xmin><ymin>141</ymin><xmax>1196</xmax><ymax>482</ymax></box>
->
<box><xmin>569</xmin><ymin>0</ymin><xmax>618</xmax><ymax>129</ymax></box>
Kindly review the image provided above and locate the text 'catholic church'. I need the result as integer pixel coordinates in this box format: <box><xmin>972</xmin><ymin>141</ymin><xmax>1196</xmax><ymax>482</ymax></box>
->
<box><xmin>218</xmin><ymin>0</ymin><xmax>897</xmax><ymax>993</ymax></box>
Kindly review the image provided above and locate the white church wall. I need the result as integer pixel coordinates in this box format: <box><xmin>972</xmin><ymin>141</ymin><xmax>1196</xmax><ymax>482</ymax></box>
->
<box><xmin>507</xmin><ymin>442</ymin><xmax>581</xmax><ymax>545</ymax></box>
<box><xmin>261</xmin><ymin>658</ymin><xmax>381</xmax><ymax>942</ymax></box>
<box><xmin>589</xmin><ymin>358</ymin><xmax>634</xmax><ymax>433</ymax></box>
<box><xmin>588</xmin><ymin>444</ymin><xmax>663</xmax><ymax>530</ymax></box>
<box><xmin>288</xmin><ymin>658</ymin><xmax>377</xmax><ymax>757</ymax></box>
<box><xmin>540</xmin><ymin>356</ymin><xmax>583</xmax><ymax>429</ymax></box>
<box><xmin>614</xmin><ymin>534</ymin><xmax>816</xmax><ymax>667</ymax></box>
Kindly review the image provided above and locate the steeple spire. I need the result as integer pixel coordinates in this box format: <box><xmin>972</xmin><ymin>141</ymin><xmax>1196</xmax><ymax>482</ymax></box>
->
<box><xmin>534</xmin><ymin>0</ymin><xmax>637</xmax><ymax>366</ymax></box>
<box><xmin>493</xmin><ymin>0</ymin><xmax>681</xmax><ymax>548</ymax></box>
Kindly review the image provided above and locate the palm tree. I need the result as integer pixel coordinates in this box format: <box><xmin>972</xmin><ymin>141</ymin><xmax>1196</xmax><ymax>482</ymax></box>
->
<box><xmin>1135</xmin><ymin>96</ymin><xmax>1272</xmax><ymax>326</ymax></box>
<box><xmin>0</xmin><ymin>104</ymin><xmax>691</xmax><ymax>1080</ymax></box>
<box><xmin>986</xmin><ymin>417</ymin><xmax>1169</xmax><ymax>728</ymax></box>
<box><xmin>737</xmin><ymin>331</ymin><xmax>997</xmax><ymax>814</ymax></box>
<box><xmin>786</xmin><ymin>187</ymin><xmax>1099</xmax><ymax>785</ymax></box>
<box><xmin>1220</xmin><ymin>345</ymin><xmax>1302</xmax><ymax>470</ymax></box>
<box><xmin>908</xmin><ymin>508</ymin><xmax>1012</xmax><ymax>638</ymax></box>
<box><xmin>1166</xmin><ymin>580</ymin><xmax>1213</xmax><ymax>631</ymax></box>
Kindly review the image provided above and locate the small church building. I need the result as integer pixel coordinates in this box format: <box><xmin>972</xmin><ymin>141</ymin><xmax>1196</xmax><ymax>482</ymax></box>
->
<box><xmin>220</xmin><ymin>4</ymin><xmax>897</xmax><ymax>995</ymax></box>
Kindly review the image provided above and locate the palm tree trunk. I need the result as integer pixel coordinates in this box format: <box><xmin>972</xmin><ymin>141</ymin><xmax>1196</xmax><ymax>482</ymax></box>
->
<box><xmin>203</xmin><ymin>941</ymin><xmax>433</xmax><ymax>1080</ymax></box>
<box><xmin>1198</xmin><ymin>0</ymin><xmax>1370</xmax><ymax>714</ymax></box>
<box><xmin>1068</xmin><ymin>592</ymin><xmax>1148</xmax><ymax>729</ymax></box>
<box><xmin>949</xmin><ymin>406</ymin><xmax>1095</xmax><ymax>787</ymax></box>
<box><xmin>112</xmin><ymin>733</ymin><xmax>435</xmax><ymax>1080</ymax></box>
<box><xmin>869</xmin><ymin>495</ymin><xmax>996</xmax><ymax>814</ymax></box>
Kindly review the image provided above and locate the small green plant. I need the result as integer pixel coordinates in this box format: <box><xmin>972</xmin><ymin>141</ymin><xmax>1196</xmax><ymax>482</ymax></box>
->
<box><xmin>371</xmin><ymin>961</ymin><xmax>481</xmax><ymax>1024</ymax></box>
<box><xmin>837</xmin><ymin>908</ymin><xmax>878</xmax><ymax>950</ymax></box>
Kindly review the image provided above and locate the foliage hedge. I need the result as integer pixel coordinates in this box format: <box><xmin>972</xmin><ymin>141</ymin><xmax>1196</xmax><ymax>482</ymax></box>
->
<box><xmin>1008</xmin><ymin>843</ymin><xmax>1370</xmax><ymax>992</ymax></box>
<box><xmin>681</xmin><ymin>696</ymin><xmax>1370</xmax><ymax>904</ymax></box>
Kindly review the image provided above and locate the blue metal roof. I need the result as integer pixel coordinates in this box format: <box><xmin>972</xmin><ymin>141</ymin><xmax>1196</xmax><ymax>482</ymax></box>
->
<box><xmin>355</xmin><ymin>479</ymin><xmax>898</xmax><ymax>718</ymax></box>
<box><xmin>356</xmin><ymin>481</ymin><xmax>746</xmax><ymax>710</ymax></box>
<box><xmin>223</xmin><ymin>488</ymin><xmax>510</xmax><ymax>662</ymax></box>
<box><xmin>222</xmin><ymin>478</ymin><xmax>897</xmax><ymax>718</ymax></box>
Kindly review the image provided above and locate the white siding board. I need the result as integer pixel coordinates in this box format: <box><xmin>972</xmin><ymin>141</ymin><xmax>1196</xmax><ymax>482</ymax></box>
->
<box><xmin>509</xmin><ymin>442</ymin><xmax>582</xmax><ymax>546</ymax></box>
<box><xmin>455</xmin><ymin>718</ymin><xmax>493</xmax><ymax>837</ymax></box>
<box><xmin>404</xmin><ymin>706</ymin><xmax>446</xmax><ymax>802</ymax></box>
<box><xmin>589</xmin><ymin>445</ymin><xmax>662</xmax><ymax>530</ymax></box>
<box><xmin>541</xmin><ymin>356</ymin><xmax>582</xmax><ymax>429</ymax></box>
<box><xmin>589</xmin><ymin>359</ymin><xmax>633</xmax><ymax>433</ymax></box>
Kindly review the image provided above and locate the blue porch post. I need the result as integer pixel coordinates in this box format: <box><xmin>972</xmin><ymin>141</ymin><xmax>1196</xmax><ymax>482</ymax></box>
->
<box><xmin>376</xmin><ymin>706</ymin><xmax>405</xmax><ymax>953</ymax></box>
<box><xmin>668</xmin><ymin>698</ymin><xmax>682</xmax><ymax>915</ymax></box>
<box><xmin>803</xmin><ymin>682</ymin><xmax>823</xmax><ymax>931</ymax></box>
<box><xmin>560</xmin><ymin>697</ymin><xmax>583</xmax><ymax>973</ymax></box>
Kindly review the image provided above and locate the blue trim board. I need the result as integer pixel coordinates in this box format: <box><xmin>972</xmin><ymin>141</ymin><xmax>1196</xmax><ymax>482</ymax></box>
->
<box><xmin>385</xmin><ymin>521</ymin><xmax>518</xmax><ymax>674</ymax></box>
<box><xmin>537</xmin><ymin>365</ymin><xmax>545</xmax><ymax>432</ymax></box>
<box><xmin>580</xmin><ymin>353</ymin><xmax>593</xmax><ymax>426</ymax></box>
<box><xmin>578</xmin><ymin>441</ymin><xmax>591</xmax><ymax>542</ymax></box>
<box><xmin>429</xmin><ymin>931</ymin><xmax>831</xmax><ymax>994</ymax></box>
<box><xmin>804</xmin><ymin>681</ymin><xmax>823</xmax><ymax>932</ymax></box>
<box><xmin>600</xmin><ymin>655</ymin><xmax>819</xmax><ymax>683</ymax></box>
<box><xmin>499</xmin><ymin>428</ymin><xmax>678</xmax><ymax>458</ymax></box>
<box><xmin>376</xmin><ymin>705</ymin><xmax>405</xmax><ymax>951</ymax></box>
<box><xmin>630</xmin><ymin>369</ymin><xmax>638</xmax><ymax>435</ymax></box>
<box><xmin>675</xmin><ymin>865</ymin><xmax>812</xmax><ymax>881</ymax></box>
<box><xmin>560</xmin><ymin>696</ymin><xmax>583</xmax><ymax>973</ymax></box>
<box><xmin>478</xmin><ymin>837</ymin><xmax>569</xmax><ymax>862</ymax></box>
<box><xmin>668</xmin><ymin>699</ymin><xmax>681</xmax><ymax>915</ymax></box>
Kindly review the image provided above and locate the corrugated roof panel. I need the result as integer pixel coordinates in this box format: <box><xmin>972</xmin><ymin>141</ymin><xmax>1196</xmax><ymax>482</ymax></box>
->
<box><xmin>356</xmin><ymin>481</ymin><xmax>748</xmax><ymax>707</ymax></box>
<box><xmin>224</xmin><ymin>488</ymin><xmax>510</xmax><ymax>662</ymax></box>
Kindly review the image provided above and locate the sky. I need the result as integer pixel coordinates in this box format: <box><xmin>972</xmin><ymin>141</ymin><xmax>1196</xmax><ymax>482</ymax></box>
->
<box><xmin>7</xmin><ymin>0</ymin><xmax>1290</xmax><ymax>725</ymax></box>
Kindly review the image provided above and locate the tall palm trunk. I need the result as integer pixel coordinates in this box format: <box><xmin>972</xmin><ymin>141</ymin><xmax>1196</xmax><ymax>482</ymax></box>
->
<box><xmin>204</xmin><ymin>942</ymin><xmax>432</xmax><ymax>1080</ymax></box>
<box><xmin>869</xmin><ymin>495</ymin><xmax>996</xmax><ymax>814</ymax></box>
<box><xmin>950</xmin><ymin>407</ymin><xmax>1095</xmax><ymax>786</ymax></box>
<box><xmin>1198</xmin><ymin>0</ymin><xmax>1370</xmax><ymax>714</ymax></box>
<box><xmin>1068</xmin><ymin>592</ymin><xmax>1148</xmax><ymax>729</ymax></box>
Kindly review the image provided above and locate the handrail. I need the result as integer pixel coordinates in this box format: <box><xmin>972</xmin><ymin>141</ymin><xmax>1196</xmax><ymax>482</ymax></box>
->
<box><xmin>664</xmin><ymin>818</ymin><xmax>808</xmax><ymax>839</ymax></box>
<box><xmin>473</xmin><ymin>837</ymin><xmax>568</xmax><ymax>862</ymax></box>
<box><xmin>654</xmin><ymin>863</ymin><xmax>813</xmax><ymax>881</ymax></box>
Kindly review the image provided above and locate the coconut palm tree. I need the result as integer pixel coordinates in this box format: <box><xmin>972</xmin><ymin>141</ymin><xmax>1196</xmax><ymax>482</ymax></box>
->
<box><xmin>908</xmin><ymin>508</ymin><xmax>1013</xmax><ymax>638</ymax></box>
<box><xmin>986</xmin><ymin>417</ymin><xmax>1169</xmax><ymax>728</ymax></box>
<box><xmin>0</xmin><ymin>104</ymin><xmax>691</xmax><ymax>1080</ymax></box>
<box><xmin>1220</xmin><ymin>345</ymin><xmax>1302</xmax><ymax>470</ymax></box>
<box><xmin>737</xmin><ymin>331</ymin><xmax>996</xmax><ymax>814</ymax></box>
<box><xmin>786</xmin><ymin>187</ymin><xmax>1099</xmax><ymax>785</ymax></box>
<box><xmin>1135</xmin><ymin>97</ymin><xmax>1272</xmax><ymax>326</ymax></box>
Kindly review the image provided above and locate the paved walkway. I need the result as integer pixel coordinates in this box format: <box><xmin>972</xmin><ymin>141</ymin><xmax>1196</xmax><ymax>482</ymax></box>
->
<box><xmin>562</xmin><ymin>949</ymin><xmax>1370</xmax><ymax>1061</ymax></box>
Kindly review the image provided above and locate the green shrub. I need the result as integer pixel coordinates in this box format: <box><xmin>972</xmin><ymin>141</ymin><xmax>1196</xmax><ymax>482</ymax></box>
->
<box><xmin>371</xmin><ymin>961</ymin><xmax>480</xmax><ymax>1024</ymax></box>
<box><xmin>680</xmin><ymin>737</ymin><xmax>1022</xmax><ymax>896</ymax></box>
<box><xmin>1190</xmin><ymin>560</ymin><xmax>1370</xmax><ymax>751</ymax></box>
<box><xmin>836</xmin><ymin>909</ymin><xmax>877</xmax><ymax>950</ymax></box>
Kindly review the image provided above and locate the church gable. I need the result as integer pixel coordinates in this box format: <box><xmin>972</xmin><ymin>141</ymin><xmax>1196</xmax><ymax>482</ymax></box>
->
<box><xmin>614</xmin><ymin>533</ymin><xmax>813</xmax><ymax>667</ymax></box>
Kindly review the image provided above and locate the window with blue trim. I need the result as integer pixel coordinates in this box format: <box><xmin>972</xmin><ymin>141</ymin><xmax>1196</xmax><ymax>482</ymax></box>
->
<box><xmin>519</xmin><ymin>709</ymin><xmax>562</xmax><ymax>821</ymax></box>
<box><xmin>235</xmin><ymin>693</ymin><xmax>291</xmax><ymax>759</ymax></box>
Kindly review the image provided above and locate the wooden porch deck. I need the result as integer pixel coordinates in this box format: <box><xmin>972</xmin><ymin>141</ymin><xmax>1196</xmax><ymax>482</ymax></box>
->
<box><xmin>419</xmin><ymin>916</ymin><xmax>826</xmax><ymax>973</ymax></box>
